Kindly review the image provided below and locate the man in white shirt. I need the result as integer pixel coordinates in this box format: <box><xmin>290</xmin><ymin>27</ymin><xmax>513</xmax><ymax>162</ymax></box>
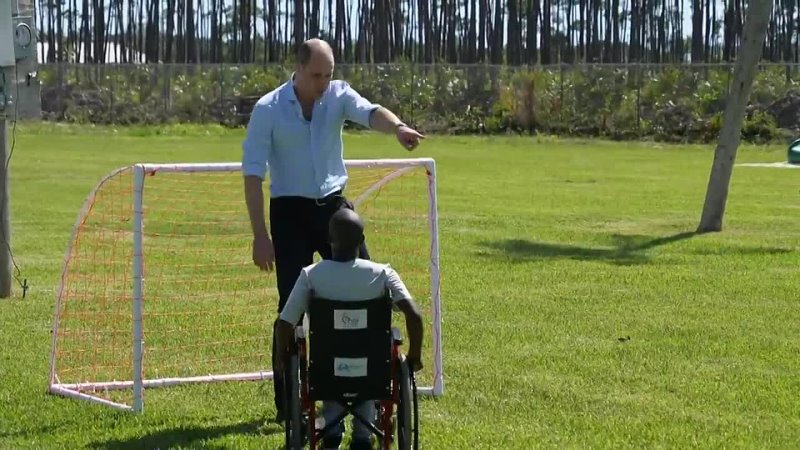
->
<box><xmin>242</xmin><ymin>38</ymin><xmax>426</xmax><ymax>420</ymax></box>
<box><xmin>275</xmin><ymin>208</ymin><xmax>424</xmax><ymax>450</ymax></box>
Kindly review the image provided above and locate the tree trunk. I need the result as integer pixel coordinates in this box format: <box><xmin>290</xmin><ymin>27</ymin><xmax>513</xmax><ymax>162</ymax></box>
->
<box><xmin>187</xmin><ymin>0</ymin><xmax>197</xmax><ymax>62</ymax></box>
<box><xmin>612</xmin><ymin>0</ymin><xmax>620</xmax><ymax>61</ymax></box>
<box><xmin>56</xmin><ymin>0</ymin><xmax>64</xmax><ymax>61</ymax></box>
<box><xmin>478</xmin><ymin>0</ymin><xmax>486</xmax><ymax>62</ymax></box>
<box><xmin>491</xmin><ymin>0</ymin><xmax>502</xmax><ymax>63</ymax></box>
<box><xmin>527</xmin><ymin>0</ymin><xmax>538</xmax><ymax>64</ymax></box>
<box><xmin>447</xmin><ymin>0</ymin><xmax>457</xmax><ymax>61</ymax></box>
<box><xmin>507</xmin><ymin>0</ymin><xmax>517</xmax><ymax>64</ymax></box>
<box><xmin>293</xmin><ymin>0</ymin><xmax>304</xmax><ymax>52</ymax></box>
<box><xmin>165</xmin><ymin>0</ymin><xmax>176</xmax><ymax>62</ymax></box>
<box><xmin>697</xmin><ymin>0</ymin><xmax>774</xmax><ymax>233</ymax></box>
<box><xmin>541</xmin><ymin>0</ymin><xmax>551</xmax><ymax>63</ymax></box>
<box><xmin>783</xmin><ymin>0</ymin><xmax>794</xmax><ymax>62</ymax></box>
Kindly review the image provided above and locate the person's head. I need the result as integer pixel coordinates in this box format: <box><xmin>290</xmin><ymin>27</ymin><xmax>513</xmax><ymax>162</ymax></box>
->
<box><xmin>328</xmin><ymin>208</ymin><xmax>365</xmax><ymax>258</ymax></box>
<box><xmin>294</xmin><ymin>38</ymin><xmax>335</xmax><ymax>101</ymax></box>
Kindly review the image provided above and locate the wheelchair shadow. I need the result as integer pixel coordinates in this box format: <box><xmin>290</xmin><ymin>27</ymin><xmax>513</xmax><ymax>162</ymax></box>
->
<box><xmin>90</xmin><ymin>419</ymin><xmax>282</xmax><ymax>450</ymax></box>
<box><xmin>479</xmin><ymin>231</ymin><xmax>700</xmax><ymax>266</ymax></box>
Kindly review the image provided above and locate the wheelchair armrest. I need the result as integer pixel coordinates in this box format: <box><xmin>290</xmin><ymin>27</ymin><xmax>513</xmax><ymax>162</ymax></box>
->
<box><xmin>391</xmin><ymin>326</ymin><xmax>404</xmax><ymax>345</ymax></box>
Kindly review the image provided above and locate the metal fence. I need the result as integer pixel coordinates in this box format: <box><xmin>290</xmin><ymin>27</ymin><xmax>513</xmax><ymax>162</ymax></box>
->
<box><xmin>35</xmin><ymin>63</ymin><xmax>800</xmax><ymax>141</ymax></box>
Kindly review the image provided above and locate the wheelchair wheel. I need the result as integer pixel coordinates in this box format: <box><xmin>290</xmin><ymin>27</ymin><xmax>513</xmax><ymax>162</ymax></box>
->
<box><xmin>283</xmin><ymin>354</ymin><xmax>303</xmax><ymax>450</ymax></box>
<box><xmin>395</xmin><ymin>356</ymin><xmax>418</xmax><ymax>450</ymax></box>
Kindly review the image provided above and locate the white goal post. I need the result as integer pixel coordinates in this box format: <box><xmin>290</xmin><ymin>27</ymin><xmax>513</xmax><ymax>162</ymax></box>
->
<box><xmin>48</xmin><ymin>158</ymin><xmax>443</xmax><ymax>413</ymax></box>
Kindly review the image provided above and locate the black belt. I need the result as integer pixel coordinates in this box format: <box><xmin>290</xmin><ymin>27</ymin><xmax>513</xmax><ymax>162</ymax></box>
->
<box><xmin>314</xmin><ymin>189</ymin><xmax>343</xmax><ymax>206</ymax></box>
<box><xmin>272</xmin><ymin>190</ymin><xmax>343</xmax><ymax>206</ymax></box>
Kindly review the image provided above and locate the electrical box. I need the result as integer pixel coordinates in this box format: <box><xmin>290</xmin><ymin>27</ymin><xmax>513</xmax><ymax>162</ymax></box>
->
<box><xmin>13</xmin><ymin>16</ymin><xmax>35</xmax><ymax>61</ymax></box>
<box><xmin>0</xmin><ymin>0</ymin><xmax>40</xmax><ymax>118</ymax></box>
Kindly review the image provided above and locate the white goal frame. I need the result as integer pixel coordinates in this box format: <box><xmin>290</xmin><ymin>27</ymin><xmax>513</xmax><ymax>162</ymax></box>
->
<box><xmin>48</xmin><ymin>158</ymin><xmax>443</xmax><ymax>413</ymax></box>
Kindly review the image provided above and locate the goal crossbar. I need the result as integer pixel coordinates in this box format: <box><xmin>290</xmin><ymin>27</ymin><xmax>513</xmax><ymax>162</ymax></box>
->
<box><xmin>48</xmin><ymin>158</ymin><xmax>443</xmax><ymax>413</ymax></box>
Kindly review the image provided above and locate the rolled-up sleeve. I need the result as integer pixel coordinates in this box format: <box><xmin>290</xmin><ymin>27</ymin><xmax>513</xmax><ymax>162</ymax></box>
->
<box><xmin>384</xmin><ymin>266</ymin><xmax>412</xmax><ymax>303</ymax></box>
<box><xmin>241</xmin><ymin>102</ymin><xmax>272</xmax><ymax>179</ymax></box>
<box><xmin>279</xmin><ymin>270</ymin><xmax>312</xmax><ymax>324</ymax></box>
<box><xmin>342</xmin><ymin>83</ymin><xmax>381</xmax><ymax>128</ymax></box>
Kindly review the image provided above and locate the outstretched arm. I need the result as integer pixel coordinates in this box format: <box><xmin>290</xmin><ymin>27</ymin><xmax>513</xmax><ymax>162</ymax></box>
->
<box><xmin>341</xmin><ymin>83</ymin><xmax>426</xmax><ymax>151</ymax></box>
<box><xmin>369</xmin><ymin>107</ymin><xmax>426</xmax><ymax>151</ymax></box>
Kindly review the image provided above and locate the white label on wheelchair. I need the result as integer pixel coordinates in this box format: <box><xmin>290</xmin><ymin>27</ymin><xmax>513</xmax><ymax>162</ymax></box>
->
<box><xmin>334</xmin><ymin>357</ymin><xmax>368</xmax><ymax>377</ymax></box>
<box><xmin>334</xmin><ymin>309</ymin><xmax>367</xmax><ymax>330</ymax></box>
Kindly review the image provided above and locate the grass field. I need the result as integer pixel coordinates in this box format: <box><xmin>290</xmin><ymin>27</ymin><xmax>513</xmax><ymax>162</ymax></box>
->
<box><xmin>2</xmin><ymin>123</ymin><xmax>800</xmax><ymax>449</ymax></box>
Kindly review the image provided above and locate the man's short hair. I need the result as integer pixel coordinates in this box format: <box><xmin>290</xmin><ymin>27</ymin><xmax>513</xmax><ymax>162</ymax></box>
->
<box><xmin>297</xmin><ymin>41</ymin><xmax>314</xmax><ymax>66</ymax></box>
<box><xmin>329</xmin><ymin>209</ymin><xmax>365</xmax><ymax>251</ymax></box>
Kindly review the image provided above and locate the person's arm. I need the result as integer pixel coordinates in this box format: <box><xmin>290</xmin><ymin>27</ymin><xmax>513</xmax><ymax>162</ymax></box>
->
<box><xmin>385</xmin><ymin>267</ymin><xmax>424</xmax><ymax>371</ymax></box>
<box><xmin>274</xmin><ymin>270</ymin><xmax>312</xmax><ymax>373</ymax></box>
<box><xmin>367</xmin><ymin>106</ymin><xmax>406</xmax><ymax>133</ymax></box>
<box><xmin>341</xmin><ymin>83</ymin><xmax>425</xmax><ymax>151</ymax></box>
<box><xmin>273</xmin><ymin>319</ymin><xmax>296</xmax><ymax>374</ymax></box>
<box><xmin>244</xmin><ymin>176</ymin><xmax>268</xmax><ymax>238</ymax></box>
<box><xmin>242</xmin><ymin>103</ymin><xmax>275</xmax><ymax>271</ymax></box>
<box><xmin>395</xmin><ymin>298</ymin><xmax>424</xmax><ymax>371</ymax></box>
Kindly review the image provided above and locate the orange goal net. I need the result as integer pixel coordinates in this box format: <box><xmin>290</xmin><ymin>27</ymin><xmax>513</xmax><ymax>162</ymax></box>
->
<box><xmin>48</xmin><ymin>159</ymin><xmax>442</xmax><ymax>413</ymax></box>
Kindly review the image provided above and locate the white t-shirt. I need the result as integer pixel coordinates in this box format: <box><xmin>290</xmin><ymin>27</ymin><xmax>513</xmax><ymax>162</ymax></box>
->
<box><xmin>279</xmin><ymin>258</ymin><xmax>413</xmax><ymax>325</ymax></box>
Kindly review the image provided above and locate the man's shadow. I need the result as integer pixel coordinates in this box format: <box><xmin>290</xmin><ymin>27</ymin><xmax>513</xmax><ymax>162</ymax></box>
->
<box><xmin>479</xmin><ymin>231</ymin><xmax>700</xmax><ymax>266</ymax></box>
<box><xmin>90</xmin><ymin>419</ymin><xmax>282</xmax><ymax>450</ymax></box>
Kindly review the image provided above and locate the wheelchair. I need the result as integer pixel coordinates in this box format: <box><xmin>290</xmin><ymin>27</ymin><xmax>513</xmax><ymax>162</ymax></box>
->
<box><xmin>282</xmin><ymin>295</ymin><xmax>420</xmax><ymax>450</ymax></box>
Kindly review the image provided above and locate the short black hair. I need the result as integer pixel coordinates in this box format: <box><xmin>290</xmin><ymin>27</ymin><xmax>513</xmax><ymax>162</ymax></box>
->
<box><xmin>329</xmin><ymin>209</ymin><xmax>365</xmax><ymax>252</ymax></box>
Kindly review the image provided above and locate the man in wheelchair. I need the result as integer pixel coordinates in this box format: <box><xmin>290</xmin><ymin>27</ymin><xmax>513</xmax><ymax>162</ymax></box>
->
<box><xmin>275</xmin><ymin>208</ymin><xmax>424</xmax><ymax>450</ymax></box>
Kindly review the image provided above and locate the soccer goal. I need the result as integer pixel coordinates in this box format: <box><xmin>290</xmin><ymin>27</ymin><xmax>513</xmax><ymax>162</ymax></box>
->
<box><xmin>48</xmin><ymin>158</ymin><xmax>442</xmax><ymax>413</ymax></box>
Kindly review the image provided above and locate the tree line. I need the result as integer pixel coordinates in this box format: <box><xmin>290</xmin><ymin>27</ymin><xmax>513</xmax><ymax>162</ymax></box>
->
<box><xmin>34</xmin><ymin>0</ymin><xmax>800</xmax><ymax>65</ymax></box>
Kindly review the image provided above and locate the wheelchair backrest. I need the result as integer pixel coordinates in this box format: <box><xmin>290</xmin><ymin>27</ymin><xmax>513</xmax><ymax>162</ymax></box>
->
<box><xmin>307</xmin><ymin>294</ymin><xmax>394</xmax><ymax>402</ymax></box>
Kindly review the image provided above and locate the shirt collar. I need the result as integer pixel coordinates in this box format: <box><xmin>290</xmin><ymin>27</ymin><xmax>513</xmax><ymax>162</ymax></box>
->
<box><xmin>284</xmin><ymin>72</ymin><xmax>329</xmax><ymax>105</ymax></box>
<box><xmin>282</xmin><ymin>73</ymin><xmax>299</xmax><ymax>104</ymax></box>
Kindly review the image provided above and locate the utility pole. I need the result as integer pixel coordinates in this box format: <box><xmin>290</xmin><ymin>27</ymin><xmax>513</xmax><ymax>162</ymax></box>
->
<box><xmin>0</xmin><ymin>0</ymin><xmax>37</xmax><ymax>298</ymax></box>
<box><xmin>0</xmin><ymin>113</ymin><xmax>8</xmax><ymax>298</ymax></box>
<box><xmin>697</xmin><ymin>1</ymin><xmax>774</xmax><ymax>233</ymax></box>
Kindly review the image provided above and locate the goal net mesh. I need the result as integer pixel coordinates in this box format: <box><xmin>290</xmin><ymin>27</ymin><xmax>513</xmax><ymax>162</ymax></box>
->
<box><xmin>49</xmin><ymin>160</ymin><xmax>440</xmax><ymax>411</ymax></box>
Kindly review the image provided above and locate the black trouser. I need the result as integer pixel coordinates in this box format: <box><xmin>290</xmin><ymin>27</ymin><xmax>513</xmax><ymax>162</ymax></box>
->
<box><xmin>269</xmin><ymin>190</ymin><xmax>370</xmax><ymax>415</ymax></box>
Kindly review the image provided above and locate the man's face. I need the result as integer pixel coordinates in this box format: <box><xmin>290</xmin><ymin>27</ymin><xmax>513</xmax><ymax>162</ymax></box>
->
<box><xmin>295</xmin><ymin>53</ymin><xmax>334</xmax><ymax>100</ymax></box>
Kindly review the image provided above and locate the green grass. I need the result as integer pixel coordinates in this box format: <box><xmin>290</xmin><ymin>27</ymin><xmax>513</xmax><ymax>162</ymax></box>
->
<box><xmin>3</xmin><ymin>123</ymin><xmax>800</xmax><ymax>449</ymax></box>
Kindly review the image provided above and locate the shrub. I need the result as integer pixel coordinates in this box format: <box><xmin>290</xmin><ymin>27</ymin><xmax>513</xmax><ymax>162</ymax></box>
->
<box><xmin>35</xmin><ymin>62</ymin><xmax>800</xmax><ymax>144</ymax></box>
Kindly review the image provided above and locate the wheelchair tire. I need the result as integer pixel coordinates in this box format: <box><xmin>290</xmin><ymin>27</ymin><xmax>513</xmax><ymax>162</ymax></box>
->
<box><xmin>283</xmin><ymin>354</ymin><xmax>303</xmax><ymax>450</ymax></box>
<box><xmin>396</xmin><ymin>356</ymin><xmax>415</xmax><ymax>450</ymax></box>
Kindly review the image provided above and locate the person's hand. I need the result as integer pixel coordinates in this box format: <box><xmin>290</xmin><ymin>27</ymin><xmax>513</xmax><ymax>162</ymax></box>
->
<box><xmin>406</xmin><ymin>352</ymin><xmax>423</xmax><ymax>372</ymax></box>
<box><xmin>252</xmin><ymin>234</ymin><xmax>275</xmax><ymax>272</ymax></box>
<box><xmin>396</xmin><ymin>125</ymin><xmax>425</xmax><ymax>151</ymax></box>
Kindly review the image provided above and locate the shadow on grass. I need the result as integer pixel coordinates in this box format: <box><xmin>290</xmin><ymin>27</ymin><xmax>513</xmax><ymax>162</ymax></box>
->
<box><xmin>479</xmin><ymin>231</ymin><xmax>700</xmax><ymax>266</ymax></box>
<box><xmin>90</xmin><ymin>419</ymin><xmax>281</xmax><ymax>450</ymax></box>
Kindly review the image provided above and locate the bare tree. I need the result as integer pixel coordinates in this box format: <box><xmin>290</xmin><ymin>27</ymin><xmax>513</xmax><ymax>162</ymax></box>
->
<box><xmin>31</xmin><ymin>0</ymin><xmax>800</xmax><ymax>67</ymax></box>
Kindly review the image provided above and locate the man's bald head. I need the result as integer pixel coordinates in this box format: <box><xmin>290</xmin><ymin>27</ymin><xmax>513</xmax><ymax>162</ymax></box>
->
<box><xmin>297</xmin><ymin>39</ymin><xmax>334</xmax><ymax>66</ymax></box>
<box><xmin>329</xmin><ymin>208</ymin><xmax>365</xmax><ymax>255</ymax></box>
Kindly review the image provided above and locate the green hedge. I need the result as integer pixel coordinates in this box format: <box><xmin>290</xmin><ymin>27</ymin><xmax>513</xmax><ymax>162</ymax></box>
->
<box><xmin>37</xmin><ymin>63</ymin><xmax>800</xmax><ymax>144</ymax></box>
